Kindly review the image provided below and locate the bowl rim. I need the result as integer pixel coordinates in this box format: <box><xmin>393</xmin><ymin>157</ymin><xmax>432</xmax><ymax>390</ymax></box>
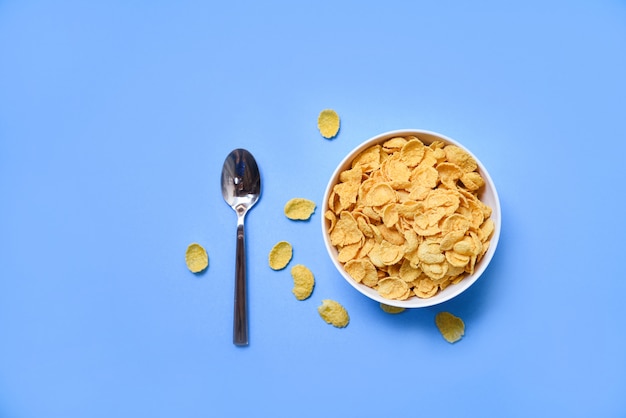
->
<box><xmin>321</xmin><ymin>129</ymin><xmax>501</xmax><ymax>308</ymax></box>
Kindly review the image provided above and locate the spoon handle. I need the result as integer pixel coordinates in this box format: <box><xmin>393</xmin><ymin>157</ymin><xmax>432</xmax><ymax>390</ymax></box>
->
<box><xmin>233</xmin><ymin>219</ymin><xmax>248</xmax><ymax>346</ymax></box>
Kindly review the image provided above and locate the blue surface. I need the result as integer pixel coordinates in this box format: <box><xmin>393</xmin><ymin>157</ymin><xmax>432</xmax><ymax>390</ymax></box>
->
<box><xmin>1</xmin><ymin>1</ymin><xmax>626</xmax><ymax>417</ymax></box>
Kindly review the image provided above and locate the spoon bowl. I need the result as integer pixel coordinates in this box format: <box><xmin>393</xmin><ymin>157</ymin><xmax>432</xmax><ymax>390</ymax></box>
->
<box><xmin>221</xmin><ymin>149</ymin><xmax>261</xmax><ymax>346</ymax></box>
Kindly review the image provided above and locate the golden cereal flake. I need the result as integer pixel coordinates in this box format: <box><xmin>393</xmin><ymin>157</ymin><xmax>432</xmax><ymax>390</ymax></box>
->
<box><xmin>400</xmin><ymin>138</ymin><xmax>426</xmax><ymax>167</ymax></box>
<box><xmin>290</xmin><ymin>264</ymin><xmax>315</xmax><ymax>300</ymax></box>
<box><xmin>435</xmin><ymin>311</ymin><xmax>465</xmax><ymax>343</ymax></box>
<box><xmin>380</xmin><ymin>303</ymin><xmax>405</xmax><ymax>314</ymax></box>
<box><xmin>268</xmin><ymin>241</ymin><xmax>293</xmax><ymax>270</ymax></box>
<box><xmin>413</xmin><ymin>277</ymin><xmax>439</xmax><ymax>298</ymax></box>
<box><xmin>377</xmin><ymin>277</ymin><xmax>411</xmax><ymax>300</ymax></box>
<box><xmin>443</xmin><ymin>145</ymin><xmax>477</xmax><ymax>173</ymax></box>
<box><xmin>318</xmin><ymin>299</ymin><xmax>350</xmax><ymax>328</ymax></box>
<box><xmin>284</xmin><ymin>198</ymin><xmax>317</xmax><ymax>220</ymax></box>
<box><xmin>365</xmin><ymin>183</ymin><xmax>397</xmax><ymax>207</ymax></box>
<box><xmin>344</xmin><ymin>259</ymin><xmax>378</xmax><ymax>286</ymax></box>
<box><xmin>330</xmin><ymin>211</ymin><xmax>364</xmax><ymax>247</ymax></box>
<box><xmin>185</xmin><ymin>243</ymin><xmax>208</xmax><ymax>273</ymax></box>
<box><xmin>460</xmin><ymin>171</ymin><xmax>485</xmax><ymax>191</ymax></box>
<box><xmin>317</xmin><ymin>109</ymin><xmax>340</xmax><ymax>139</ymax></box>
<box><xmin>383</xmin><ymin>137</ymin><xmax>408</xmax><ymax>151</ymax></box>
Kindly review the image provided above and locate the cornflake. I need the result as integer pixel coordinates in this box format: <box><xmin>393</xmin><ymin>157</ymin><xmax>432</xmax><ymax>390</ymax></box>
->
<box><xmin>290</xmin><ymin>264</ymin><xmax>315</xmax><ymax>300</ymax></box>
<box><xmin>268</xmin><ymin>241</ymin><xmax>293</xmax><ymax>270</ymax></box>
<box><xmin>185</xmin><ymin>243</ymin><xmax>208</xmax><ymax>273</ymax></box>
<box><xmin>380</xmin><ymin>303</ymin><xmax>405</xmax><ymax>314</ymax></box>
<box><xmin>317</xmin><ymin>299</ymin><xmax>350</xmax><ymax>328</ymax></box>
<box><xmin>435</xmin><ymin>311</ymin><xmax>465</xmax><ymax>343</ymax></box>
<box><xmin>318</xmin><ymin>109</ymin><xmax>340</xmax><ymax>139</ymax></box>
<box><xmin>325</xmin><ymin>135</ymin><xmax>494</xmax><ymax>301</ymax></box>
<box><xmin>284</xmin><ymin>198</ymin><xmax>316</xmax><ymax>220</ymax></box>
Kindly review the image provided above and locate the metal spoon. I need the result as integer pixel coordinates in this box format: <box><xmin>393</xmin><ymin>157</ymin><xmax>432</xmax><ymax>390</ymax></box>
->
<box><xmin>221</xmin><ymin>149</ymin><xmax>261</xmax><ymax>346</ymax></box>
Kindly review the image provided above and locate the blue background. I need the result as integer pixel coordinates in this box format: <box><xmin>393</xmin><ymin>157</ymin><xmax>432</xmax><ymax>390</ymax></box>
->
<box><xmin>1</xmin><ymin>1</ymin><xmax>625</xmax><ymax>417</ymax></box>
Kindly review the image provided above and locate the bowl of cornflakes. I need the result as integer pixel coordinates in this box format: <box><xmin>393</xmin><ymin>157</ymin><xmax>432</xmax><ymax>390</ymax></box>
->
<box><xmin>321</xmin><ymin>129</ymin><xmax>501</xmax><ymax>308</ymax></box>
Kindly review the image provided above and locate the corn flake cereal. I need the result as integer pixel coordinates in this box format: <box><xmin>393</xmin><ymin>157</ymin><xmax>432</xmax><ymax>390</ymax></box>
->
<box><xmin>268</xmin><ymin>241</ymin><xmax>293</xmax><ymax>270</ymax></box>
<box><xmin>380</xmin><ymin>303</ymin><xmax>405</xmax><ymax>314</ymax></box>
<box><xmin>290</xmin><ymin>264</ymin><xmax>315</xmax><ymax>300</ymax></box>
<box><xmin>435</xmin><ymin>311</ymin><xmax>465</xmax><ymax>343</ymax></box>
<box><xmin>325</xmin><ymin>135</ymin><xmax>494</xmax><ymax>301</ymax></box>
<box><xmin>377</xmin><ymin>277</ymin><xmax>411</xmax><ymax>300</ymax></box>
<box><xmin>284</xmin><ymin>198</ymin><xmax>316</xmax><ymax>220</ymax></box>
<box><xmin>318</xmin><ymin>299</ymin><xmax>349</xmax><ymax>327</ymax></box>
<box><xmin>317</xmin><ymin>109</ymin><xmax>340</xmax><ymax>139</ymax></box>
<box><xmin>185</xmin><ymin>243</ymin><xmax>208</xmax><ymax>273</ymax></box>
<box><xmin>344</xmin><ymin>259</ymin><xmax>378</xmax><ymax>286</ymax></box>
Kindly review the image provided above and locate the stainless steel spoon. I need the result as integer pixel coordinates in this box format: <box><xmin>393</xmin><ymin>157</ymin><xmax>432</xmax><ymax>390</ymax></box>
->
<box><xmin>221</xmin><ymin>149</ymin><xmax>261</xmax><ymax>346</ymax></box>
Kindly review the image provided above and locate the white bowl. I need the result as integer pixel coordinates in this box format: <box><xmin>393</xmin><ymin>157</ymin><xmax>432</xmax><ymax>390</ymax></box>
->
<box><xmin>321</xmin><ymin>129</ymin><xmax>501</xmax><ymax>308</ymax></box>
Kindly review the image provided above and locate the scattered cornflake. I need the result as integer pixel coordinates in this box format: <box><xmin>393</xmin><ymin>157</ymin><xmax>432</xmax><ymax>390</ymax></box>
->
<box><xmin>185</xmin><ymin>243</ymin><xmax>208</xmax><ymax>273</ymax></box>
<box><xmin>380</xmin><ymin>303</ymin><xmax>405</xmax><ymax>314</ymax></box>
<box><xmin>290</xmin><ymin>264</ymin><xmax>315</xmax><ymax>300</ymax></box>
<box><xmin>317</xmin><ymin>299</ymin><xmax>350</xmax><ymax>328</ymax></box>
<box><xmin>268</xmin><ymin>241</ymin><xmax>293</xmax><ymax>270</ymax></box>
<box><xmin>435</xmin><ymin>311</ymin><xmax>465</xmax><ymax>343</ymax></box>
<box><xmin>284</xmin><ymin>198</ymin><xmax>317</xmax><ymax>220</ymax></box>
<box><xmin>317</xmin><ymin>109</ymin><xmax>340</xmax><ymax>139</ymax></box>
